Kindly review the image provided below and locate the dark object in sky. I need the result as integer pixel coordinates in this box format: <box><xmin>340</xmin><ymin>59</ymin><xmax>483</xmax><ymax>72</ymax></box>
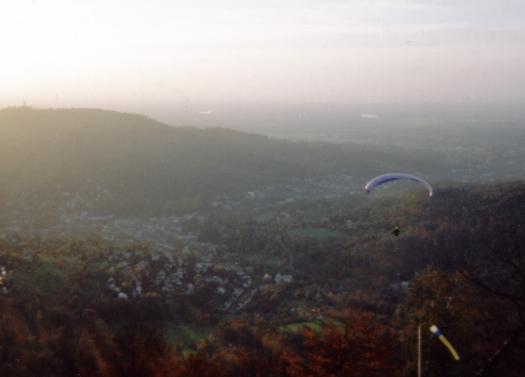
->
<box><xmin>391</xmin><ymin>227</ymin><xmax>401</xmax><ymax>237</ymax></box>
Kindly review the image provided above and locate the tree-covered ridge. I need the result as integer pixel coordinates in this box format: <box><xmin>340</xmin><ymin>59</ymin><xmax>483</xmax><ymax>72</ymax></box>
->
<box><xmin>1</xmin><ymin>182</ymin><xmax>524</xmax><ymax>376</ymax></box>
<box><xmin>0</xmin><ymin>107</ymin><xmax>456</xmax><ymax>216</ymax></box>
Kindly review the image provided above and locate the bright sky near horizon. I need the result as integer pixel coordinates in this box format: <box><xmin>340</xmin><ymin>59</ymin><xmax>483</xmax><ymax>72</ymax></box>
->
<box><xmin>1</xmin><ymin>0</ymin><xmax>525</xmax><ymax>110</ymax></box>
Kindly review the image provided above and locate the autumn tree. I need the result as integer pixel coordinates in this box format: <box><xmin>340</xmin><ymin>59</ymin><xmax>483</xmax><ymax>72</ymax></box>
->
<box><xmin>298</xmin><ymin>310</ymin><xmax>399</xmax><ymax>377</ymax></box>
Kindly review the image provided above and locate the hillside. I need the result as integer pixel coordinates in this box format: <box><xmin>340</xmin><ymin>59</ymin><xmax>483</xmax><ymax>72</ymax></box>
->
<box><xmin>0</xmin><ymin>182</ymin><xmax>524</xmax><ymax>376</ymax></box>
<box><xmin>0</xmin><ymin>107</ymin><xmax>456</xmax><ymax>215</ymax></box>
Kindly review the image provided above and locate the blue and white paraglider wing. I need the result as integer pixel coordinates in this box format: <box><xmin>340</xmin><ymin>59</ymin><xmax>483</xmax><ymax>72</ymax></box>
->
<box><xmin>364</xmin><ymin>173</ymin><xmax>433</xmax><ymax>197</ymax></box>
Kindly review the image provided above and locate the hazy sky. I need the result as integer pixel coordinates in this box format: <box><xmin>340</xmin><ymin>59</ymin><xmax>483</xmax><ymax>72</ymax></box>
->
<box><xmin>1</xmin><ymin>0</ymin><xmax>525</xmax><ymax>109</ymax></box>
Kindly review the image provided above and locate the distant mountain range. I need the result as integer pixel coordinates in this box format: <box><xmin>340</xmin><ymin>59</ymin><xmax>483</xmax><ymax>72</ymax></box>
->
<box><xmin>0</xmin><ymin>107</ymin><xmax>457</xmax><ymax>215</ymax></box>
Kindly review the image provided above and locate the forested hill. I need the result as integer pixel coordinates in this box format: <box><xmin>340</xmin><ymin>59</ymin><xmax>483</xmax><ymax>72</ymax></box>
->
<box><xmin>0</xmin><ymin>107</ymin><xmax>453</xmax><ymax>214</ymax></box>
<box><xmin>0</xmin><ymin>181</ymin><xmax>524</xmax><ymax>375</ymax></box>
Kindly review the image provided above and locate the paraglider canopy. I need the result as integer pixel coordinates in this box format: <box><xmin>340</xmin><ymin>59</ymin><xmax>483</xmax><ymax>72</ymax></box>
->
<box><xmin>364</xmin><ymin>173</ymin><xmax>433</xmax><ymax>197</ymax></box>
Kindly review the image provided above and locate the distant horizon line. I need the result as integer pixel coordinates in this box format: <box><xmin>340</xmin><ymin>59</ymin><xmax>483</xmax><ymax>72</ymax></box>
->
<box><xmin>3</xmin><ymin>100</ymin><xmax>525</xmax><ymax>111</ymax></box>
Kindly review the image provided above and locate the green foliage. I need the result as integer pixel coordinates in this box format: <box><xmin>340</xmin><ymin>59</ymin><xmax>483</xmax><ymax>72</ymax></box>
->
<box><xmin>280</xmin><ymin>321</ymin><xmax>323</xmax><ymax>333</ymax></box>
<box><xmin>288</xmin><ymin>227</ymin><xmax>342</xmax><ymax>241</ymax></box>
<box><xmin>163</xmin><ymin>322</ymin><xmax>214</xmax><ymax>357</ymax></box>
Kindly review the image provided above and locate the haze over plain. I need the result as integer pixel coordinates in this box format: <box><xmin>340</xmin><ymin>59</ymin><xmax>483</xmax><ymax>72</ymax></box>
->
<box><xmin>2</xmin><ymin>0</ymin><xmax>525</xmax><ymax>126</ymax></box>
